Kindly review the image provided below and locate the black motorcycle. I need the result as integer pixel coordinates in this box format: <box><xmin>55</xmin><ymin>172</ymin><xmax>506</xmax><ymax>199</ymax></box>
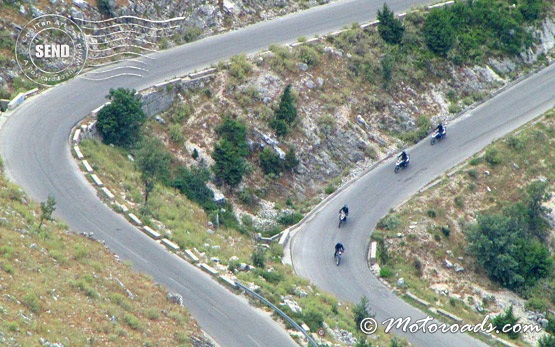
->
<box><xmin>334</xmin><ymin>250</ymin><xmax>343</xmax><ymax>266</ymax></box>
<box><xmin>430</xmin><ymin>126</ymin><xmax>446</xmax><ymax>145</ymax></box>
<box><xmin>394</xmin><ymin>154</ymin><xmax>410</xmax><ymax>173</ymax></box>
<box><xmin>338</xmin><ymin>210</ymin><xmax>347</xmax><ymax>228</ymax></box>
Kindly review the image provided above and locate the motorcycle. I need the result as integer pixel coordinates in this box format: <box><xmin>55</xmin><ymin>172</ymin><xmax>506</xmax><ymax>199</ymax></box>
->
<box><xmin>394</xmin><ymin>154</ymin><xmax>410</xmax><ymax>173</ymax></box>
<box><xmin>338</xmin><ymin>210</ymin><xmax>347</xmax><ymax>228</ymax></box>
<box><xmin>335</xmin><ymin>250</ymin><xmax>343</xmax><ymax>266</ymax></box>
<box><xmin>430</xmin><ymin>127</ymin><xmax>446</xmax><ymax>145</ymax></box>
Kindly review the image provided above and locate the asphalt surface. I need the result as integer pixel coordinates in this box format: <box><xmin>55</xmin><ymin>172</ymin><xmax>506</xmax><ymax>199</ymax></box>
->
<box><xmin>290</xmin><ymin>63</ymin><xmax>555</xmax><ymax>346</ymax></box>
<box><xmin>0</xmin><ymin>0</ymin><xmax>439</xmax><ymax>346</ymax></box>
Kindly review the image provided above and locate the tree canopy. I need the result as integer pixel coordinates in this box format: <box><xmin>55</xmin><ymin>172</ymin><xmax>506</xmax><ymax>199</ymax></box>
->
<box><xmin>377</xmin><ymin>4</ymin><xmax>405</xmax><ymax>45</ymax></box>
<box><xmin>97</xmin><ymin>88</ymin><xmax>146</xmax><ymax>148</ymax></box>
<box><xmin>211</xmin><ymin>116</ymin><xmax>249</xmax><ymax>187</ymax></box>
<box><xmin>466</xmin><ymin>181</ymin><xmax>553</xmax><ymax>292</ymax></box>
<box><xmin>135</xmin><ymin>137</ymin><xmax>172</xmax><ymax>203</ymax></box>
<box><xmin>270</xmin><ymin>85</ymin><xmax>297</xmax><ymax>137</ymax></box>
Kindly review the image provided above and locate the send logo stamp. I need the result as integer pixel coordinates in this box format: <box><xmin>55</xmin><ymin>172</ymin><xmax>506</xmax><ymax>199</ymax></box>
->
<box><xmin>16</xmin><ymin>14</ymin><xmax>88</xmax><ymax>86</ymax></box>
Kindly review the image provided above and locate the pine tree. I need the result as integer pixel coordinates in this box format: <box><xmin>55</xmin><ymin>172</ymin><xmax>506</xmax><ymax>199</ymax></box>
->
<box><xmin>270</xmin><ymin>85</ymin><xmax>297</xmax><ymax>137</ymax></box>
<box><xmin>377</xmin><ymin>4</ymin><xmax>405</xmax><ymax>45</ymax></box>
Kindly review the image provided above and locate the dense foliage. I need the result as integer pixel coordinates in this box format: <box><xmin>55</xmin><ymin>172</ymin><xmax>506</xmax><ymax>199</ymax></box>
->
<box><xmin>424</xmin><ymin>0</ymin><xmax>540</xmax><ymax>63</ymax></box>
<box><xmin>492</xmin><ymin>306</ymin><xmax>520</xmax><ymax>339</ymax></box>
<box><xmin>172</xmin><ymin>166</ymin><xmax>215</xmax><ymax>208</ymax></box>
<box><xmin>259</xmin><ymin>147</ymin><xmax>282</xmax><ymax>176</ymax></box>
<box><xmin>97</xmin><ymin>88</ymin><xmax>146</xmax><ymax>148</ymax></box>
<box><xmin>135</xmin><ymin>137</ymin><xmax>172</xmax><ymax>203</ymax></box>
<box><xmin>377</xmin><ymin>3</ymin><xmax>405</xmax><ymax>45</ymax></box>
<box><xmin>466</xmin><ymin>181</ymin><xmax>553</xmax><ymax>292</ymax></box>
<box><xmin>270</xmin><ymin>85</ymin><xmax>297</xmax><ymax>137</ymax></box>
<box><xmin>211</xmin><ymin>116</ymin><xmax>249</xmax><ymax>187</ymax></box>
<box><xmin>539</xmin><ymin>334</ymin><xmax>555</xmax><ymax>347</ymax></box>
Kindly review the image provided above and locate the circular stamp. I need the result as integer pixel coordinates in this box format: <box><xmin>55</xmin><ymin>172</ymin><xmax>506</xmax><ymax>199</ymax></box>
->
<box><xmin>15</xmin><ymin>14</ymin><xmax>88</xmax><ymax>86</ymax></box>
<box><xmin>360</xmin><ymin>317</ymin><xmax>378</xmax><ymax>335</ymax></box>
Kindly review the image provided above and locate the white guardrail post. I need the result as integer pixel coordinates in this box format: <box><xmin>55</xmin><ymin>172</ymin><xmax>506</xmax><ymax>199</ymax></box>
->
<box><xmin>235</xmin><ymin>280</ymin><xmax>318</xmax><ymax>347</ymax></box>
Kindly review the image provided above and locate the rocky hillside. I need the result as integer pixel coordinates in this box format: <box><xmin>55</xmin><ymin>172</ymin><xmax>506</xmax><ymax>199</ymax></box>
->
<box><xmin>0</xmin><ymin>0</ymin><xmax>325</xmax><ymax>98</ymax></box>
<box><xmin>139</xmin><ymin>5</ymin><xmax>555</xmax><ymax>232</ymax></box>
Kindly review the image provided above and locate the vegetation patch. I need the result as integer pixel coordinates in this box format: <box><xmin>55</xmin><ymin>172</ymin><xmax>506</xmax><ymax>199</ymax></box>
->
<box><xmin>0</xmin><ymin>171</ymin><xmax>202</xmax><ymax>346</ymax></box>
<box><xmin>371</xmin><ymin>109</ymin><xmax>555</xmax><ymax>346</ymax></box>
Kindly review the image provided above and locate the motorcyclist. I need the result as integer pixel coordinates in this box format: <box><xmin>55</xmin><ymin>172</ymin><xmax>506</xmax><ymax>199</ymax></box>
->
<box><xmin>334</xmin><ymin>242</ymin><xmax>345</xmax><ymax>256</ymax></box>
<box><xmin>398</xmin><ymin>150</ymin><xmax>408</xmax><ymax>164</ymax></box>
<box><xmin>339</xmin><ymin>205</ymin><xmax>349</xmax><ymax>218</ymax></box>
<box><xmin>434</xmin><ymin>122</ymin><xmax>445</xmax><ymax>136</ymax></box>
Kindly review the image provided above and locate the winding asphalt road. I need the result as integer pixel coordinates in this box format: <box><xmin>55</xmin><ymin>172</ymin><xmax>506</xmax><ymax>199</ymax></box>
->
<box><xmin>290</xmin><ymin>62</ymin><xmax>555</xmax><ymax>346</ymax></box>
<box><xmin>0</xmin><ymin>0</ymin><xmax>439</xmax><ymax>346</ymax></box>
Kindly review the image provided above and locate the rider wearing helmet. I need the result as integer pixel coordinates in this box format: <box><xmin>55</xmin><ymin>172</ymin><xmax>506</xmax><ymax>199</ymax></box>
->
<box><xmin>398</xmin><ymin>150</ymin><xmax>408</xmax><ymax>164</ymax></box>
<box><xmin>339</xmin><ymin>204</ymin><xmax>349</xmax><ymax>217</ymax></box>
<box><xmin>435</xmin><ymin>122</ymin><xmax>445</xmax><ymax>136</ymax></box>
<box><xmin>334</xmin><ymin>242</ymin><xmax>345</xmax><ymax>256</ymax></box>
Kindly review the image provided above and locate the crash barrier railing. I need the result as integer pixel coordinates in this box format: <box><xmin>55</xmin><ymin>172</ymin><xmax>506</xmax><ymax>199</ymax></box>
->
<box><xmin>235</xmin><ymin>280</ymin><xmax>318</xmax><ymax>347</ymax></box>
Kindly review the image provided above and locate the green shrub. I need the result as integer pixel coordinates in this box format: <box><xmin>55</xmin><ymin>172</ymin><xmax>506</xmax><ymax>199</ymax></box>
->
<box><xmin>377</xmin><ymin>4</ymin><xmax>405</xmax><ymax>45</ymax></box>
<box><xmin>469</xmin><ymin>157</ymin><xmax>483</xmax><ymax>166</ymax></box>
<box><xmin>325</xmin><ymin>184</ymin><xmax>336</xmax><ymax>194</ymax></box>
<box><xmin>381</xmin><ymin>53</ymin><xmax>394</xmax><ymax>87</ymax></box>
<box><xmin>22</xmin><ymin>293</ymin><xmax>41</xmax><ymax>313</ymax></box>
<box><xmin>261</xmin><ymin>270</ymin><xmax>283</xmax><ymax>284</ymax></box>
<box><xmin>377</xmin><ymin>214</ymin><xmax>401</xmax><ymax>230</ymax></box>
<box><xmin>448</xmin><ymin>103</ymin><xmax>462</xmax><ymax>114</ymax></box>
<box><xmin>440</xmin><ymin>226</ymin><xmax>450</xmax><ymax>238</ymax></box>
<box><xmin>278</xmin><ymin>211</ymin><xmax>303</xmax><ymax>226</ymax></box>
<box><xmin>538</xmin><ymin>334</ymin><xmax>555</xmax><ymax>347</ymax></box>
<box><xmin>284</xmin><ymin>148</ymin><xmax>299</xmax><ymax>171</ymax></box>
<box><xmin>182</xmin><ymin>27</ymin><xmax>203</xmax><ymax>43</ymax></box>
<box><xmin>7</xmin><ymin>321</ymin><xmax>18</xmax><ymax>332</ymax></box>
<box><xmin>228</xmin><ymin>259</ymin><xmax>241</xmax><ymax>272</ymax></box>
<box><xmin>379</xmin><ymin>266</ymin><xmax>393</xmax><ymax>278</ymax></box>
<box><xmin>259</xmin><ymin>147</ymin><xmax>283</xmax><ymax>176</ymax></box>
<box><xmin>506</xmin><ymin>136</ymin><xmax>525</xmax><ymax>151</ymax></box>
<box><xmin>424</xmin><ymin>8</ymin><xmax>454</xmax><ymax>56</ymax></box>
<box><xmin>268</xmin><ymin>45</ymin><xmax>295</xmax><ymax>73</ymax></box>
<box><xmin>169</xmin><ymin>124</ymin><xmax>184</xmax><ymax>144</ymax></box>
<box><xmin>251</xmin><ymin>248</ymin><xmax>266</xmax><ymax>268</ymax></box>
<box><xmin>171</xmin><ymin>104</ymin><xmax>192</xmax><ymax>123</ymax></box>
<box><xmin>238</xmin><ymin>188</ymin><xmax>256</xmax><ymax>206</ymax></box>
<box><xmin>172</xmin><ymin>166</ymin><xmax>214</xmax><ymax>208</ymax></box>
<box><xmin>124</xmin><ymin>313</ymin><xmax>142</xmax><ymax>330</ymax></box>
<box><xmin>353</xmin><ymin>296</ymin><xmax>372</xmax><ymax>326</ymax></box>
<box><xmin>492</xmin><ymin>306</ymin><xmax>520</xmax><ymax>339</ymax></box>
<box><xmin>145</xmin><ymin>308</ymin><xmax>160</xmax><ymax>320</ymax></box>
<box><xmin>525</xmin><ymin>297</ymin><xmax>549</xmax><ymax>312</ymax></box>
<box><xmin>303</xmin><ymin>308</ymin><xmax>324</xmax><ymax>331</ymax></box>
<box><xmin>269</xmin><ymin>118</ymin><xmax>289</xmax><ymax>137</ymax></box>
<box><xmin>485</xmin><ymin>148</ymin><xmax>501</xmax><ymax>165</ymax></box>
<box><xmin>0</xmin><ymin>88</ymin><xmax>10</xmax><ymax>100</ymax></box>
<box><xmin>296</xmin><ymin>45</ymin><xmax>320</xmax><ymax>66</ymax></box>
<box><xmin>426</xmin><ymin>210</ymin><xmax>436</xmax><ymax>218</ymax></box>
<box><xmin>2</xmin><ymin>262</ymin><xmax>14</xmax><ymax>274</ymax></box>
<box><xmin>228</xmin><ymin>54</ymin><xmax>253</xmax><ymax>83</ymax></box>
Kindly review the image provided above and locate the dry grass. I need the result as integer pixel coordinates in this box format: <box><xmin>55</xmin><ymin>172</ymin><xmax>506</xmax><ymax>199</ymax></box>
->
<box><xmin>0</xmin><ymin>171</ymin><xmax>200</xmax><ymax>346</ymax></box>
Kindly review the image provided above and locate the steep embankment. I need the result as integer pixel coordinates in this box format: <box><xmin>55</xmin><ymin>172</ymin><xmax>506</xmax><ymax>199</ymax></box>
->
<box><xmin>0</xmin><ymin>168</ymin><xmax>211</xmax><ymax>346</ymax></box>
